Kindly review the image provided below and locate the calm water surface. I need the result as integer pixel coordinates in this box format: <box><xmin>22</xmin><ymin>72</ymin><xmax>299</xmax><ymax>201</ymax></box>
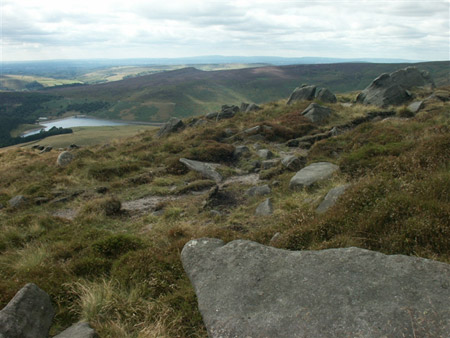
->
<box><xmin>22</xmin><ymin>117</ymin><xmax>137</xmax><ymax>137</ymax></box>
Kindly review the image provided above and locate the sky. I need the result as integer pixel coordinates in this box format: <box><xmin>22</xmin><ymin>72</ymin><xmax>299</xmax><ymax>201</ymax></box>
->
<box><xmin>1</xmin><ymin>0</ymin><xmax>449</xmax><ymax>62</ymax></box>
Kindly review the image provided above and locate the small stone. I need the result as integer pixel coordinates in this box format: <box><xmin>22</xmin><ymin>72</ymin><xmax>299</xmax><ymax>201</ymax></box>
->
<box><xmin>255</xmin><ymin>198</ymin><xmax>273</xmax><ymax>216</ymax></box>
<box><xmin>233</xmin><ymin>146</ymin><xmax>250</xmax><ymax>159</ymax></box>
<box><xmin>289</xmin><ymin>162</ymin><xmax>339</xmax><ymax>190</ymax></box>
<box><xmin>316</xmin><ymin>184</ymin><xmax>350</xmax><ymax>213</ymax></box>
<box><xmin>245</xmin><ymin>103</ymin><xmax>262</xmax><ymax>112</ymax></box>
<box><xmin>179</xmin><ymin>158</ymin><xmax>223</xmax><ymax>182</ymax></box>
<box><xmin>206</xmin><ymin>112</ymin><xmax>219</xmax><ymax>119</ymax></box>
<box><xmin>301</xmin><ymin>103</ymin><xmax>333</xmax><ymax>123</ymax></box>
<box><xmin>157</xmin><ymin>117</ymin><xmax>184</xmax><ymax>137</ymax></box>
<box><xmin>53</xmin><ymin>322</ymin><xmax>98</xmax><ymax>338</ymax></box>
<box><xmin>8</xmin><ymin>195</ymin><xmax>27</xmax><ymax>208</ymax></box>
<box><xmin>261</xmin><ymin>159</ymin><xmax>279</xmax><ymax>170</ymax></box>
<box><xmin>243</xmin><ymin>126</ymin><xmax>261</xmax><ymax>135</ymax></box>
<box><xmin>269</xmin><ymin>232</ymin><xmax>281</xmax><ymax>245</ymax></box>
<box><xmin>57</xmin><ymin>151</ymin><xmax>75</xmax><ymax>167</ymax></box>
<box><xmin>281</xmin><ymin>155</ymin><xmax>305</xmax><ymax>171</ymax></box>
<box><xmin>257</xmin><ymin>149</ymin><xmax>273</xmax><ymax>160</ymax></box>
<box><xmin>407</xmin><ymin>101</ymin><xmax>424</xmax><ymax>114</ymax></box>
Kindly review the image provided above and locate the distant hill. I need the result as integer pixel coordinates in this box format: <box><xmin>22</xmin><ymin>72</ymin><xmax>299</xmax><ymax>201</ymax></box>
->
<box><xmin>1</xmin><ymin>55</ymin><xmax>422</xmax><ymax>78</ymax></box>
<box><xmin>43</xmin><ymin>61</ymin><xmax>449</xmax><ymax>122</ymax></box>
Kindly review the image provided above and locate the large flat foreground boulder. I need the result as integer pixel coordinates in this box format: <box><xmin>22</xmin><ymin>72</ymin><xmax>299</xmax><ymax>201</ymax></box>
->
<box><xmin>182</xmin><ymin>239</ymin><xmax>450</xmax><ymax>338</ymax></box>
<box><xmin>0</xmin><ymin>283</ymin><xmax>54</xmax><ymax>338</ymax></box>
<box><xmin>289</xmin><ymin>162</ymin><xmax>338</xmax><ymax>189</ymax></box>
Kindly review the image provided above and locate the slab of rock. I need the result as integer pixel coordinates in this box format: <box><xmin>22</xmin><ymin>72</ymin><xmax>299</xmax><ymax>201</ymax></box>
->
<box><xmin>54</xmin><ymin>322</ymin><xmax>98</xmax><ymax>338</ymax></box>
<box><xmin>287</xmin><ymin>85</ymin><xmax>316</xmax><ymax>105</ymax></box>
<box><xmin>357</xmin><ymin>67</ymin><xmax>434</xmax><ymax>107</ymax></box>
<box><xmin>0</xmin><ymin>283</ymin><xmax>54</xmax><ymax>338</ymax></box>
<box><xmin>181</xmin><ymin>239</ymin><xmax>450</xmax><ymax>338</ymax></box>
<box><xmin>217</xmin><ymin>105</ymin><xmax>239</xmax><ymax>120</ymax></box>
<box><xmin>57</xmin><ymin>151</ymin><xmax>74</xmax><ymax>167</ymax></box>
<box><xmin>157</xmin><ymin>117</ymin><xmax>184</xmax><ymax>137</ymax></box>
<box><xmin>301</xmin><ymin>103</ymin><xmax>333</xmax><ymax>123</ymax></box>
<box><xmin>315</xmin><ymin>87</ymin><xmax>337</xmax><ymax>103</ymax></box>
<box><xmin>281</xmin><ymin>155</ymin><xmax>305</xmax><ymax>171</ymax></box>
<box><xmin>407</xmin><ymin>100</ymin><xmax>424</xmax><ymax>114</ymax></box>
<box><xmin>245</xmin><ymin>185</ymin><xmax>271</xmax><ymax>197</ymax></box>
<box><xmin>179</xmin><ymin>158</ymin><xmax>223</xmax><ymax>182</ymax></box>
<box><xmin>316</xmin><ymin>184</ymin><xmax>350</xmax><ymax>213</ymax></box>
<box><xmin>289</xmin><ymin>162</ymin><xmax>339</xmax><ymax>190</ymax></box>
<box><xmin>8</xmin><ymin>195</ymin><xmax>27</xmax><ymax>208</ymax></box>
<box><xmin>255</xmin><ymin>198</ymin><xmax>273</xmax><ymax>216</ymax></box>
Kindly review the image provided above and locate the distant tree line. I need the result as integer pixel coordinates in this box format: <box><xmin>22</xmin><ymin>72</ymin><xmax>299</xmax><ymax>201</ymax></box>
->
<box><xmin>0</xmin><ymin>127</ymin><xmax>73</xmax><ymax>147</ymax></box>
<box><xmin>0</xmin><ymin>92</ymin><xmax>68</xmax><ymax>147</ymax></box>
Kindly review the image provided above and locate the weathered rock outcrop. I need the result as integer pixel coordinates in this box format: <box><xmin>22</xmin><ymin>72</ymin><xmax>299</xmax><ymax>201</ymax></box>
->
<box><xmin>54</xmin><ymin>322</ymin><xmax>98</xmax><ymax>338</ymax></box>
<box><xmin>207</xmin><ymin>105</ymin><xmax>240</xmax><ymax>120</ymax></box>
<box><xmin>315</xmin><ymin>87</ymin><xmax>337</xmax><ymax>103</ymax></box>
<box><xmin>182</xmin><ymin>239</ymin><xmax>450</xmax><ymax>338</ymax></box>
<box><xmin>357</xmin><ymin>67</ymin><xmax>435</xmax><ymax>107</ymax></box>
<box><xmin>316</xmin><ymin>184</ymin><xmax>350</xmax><ymax>213</ymax></box>
<box><xmin>0</xmin><ymin>283</ymin><xmax>54</xmax><ymax>338</ymax></box>
<box><xmin>287</xmin><ymin>85</ymin><xmax>316</xmax><ymax>104</ymax></box>
<box><xmin>301</xmin><ymin>103</ymin><xmax>333</xmax><ymax>123</ymax></box>
<box><xmin>289</xmin><ymin>162</ymin><xmax>339</xmax><ymax>190</ymax></box>
<box><xmin>157</xmin><ymin>117</ymin><xmax>185</xmax><ymax>137</ymax></box>
<box><xmin>179</xmin><ymin>158</ymin><xmax>223</xmax><ymax>182</ymax></box>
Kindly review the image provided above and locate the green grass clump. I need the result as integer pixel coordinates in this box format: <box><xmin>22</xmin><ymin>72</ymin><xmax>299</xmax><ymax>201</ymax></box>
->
<box><xmin>88</xmin><ymin>163</ymin><xmax>141</xmax><ymax>180</ymax></box>
<box><xmin>186</xmin><ymin>140</ymin><xmax>235</xmax><ymax>163</ymax></box>
<box><xmin>92</xmin><ymin>234</ymin><xmax>145</xmax><ymax>259</ymax></box>
<box><xmin>111</xmin><ymin>247</ymin><xmax>183</xmax><ymax>298</ymax></box>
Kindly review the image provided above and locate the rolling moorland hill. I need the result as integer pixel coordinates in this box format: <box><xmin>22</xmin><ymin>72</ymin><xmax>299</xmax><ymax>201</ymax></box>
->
<box><xmin>1</xmin><ymin>61</ymin><xmax>448</xmax><ymax>148</ymax></box>
<box><xmin>44</xmin><ymin>61</ymin><xmax>450</xmax><ymax>122</ymax></box>
<box><xmin>0</xmin><ymin>66</ymin><xmax>449</xmax><ymax>336</ymax></box>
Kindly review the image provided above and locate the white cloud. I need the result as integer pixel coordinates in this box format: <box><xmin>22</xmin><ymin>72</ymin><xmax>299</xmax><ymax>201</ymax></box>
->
<box><xmin>1</xmin><ymin>0</ymin><xmax>449</xmax><ymax>61</ymax></box>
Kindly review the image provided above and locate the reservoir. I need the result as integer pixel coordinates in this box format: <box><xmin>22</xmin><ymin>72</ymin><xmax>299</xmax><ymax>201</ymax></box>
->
<box><xmin>22</xmin><ymin>116</ymin><xmax>159</xmax><ymax>137</ymax></box>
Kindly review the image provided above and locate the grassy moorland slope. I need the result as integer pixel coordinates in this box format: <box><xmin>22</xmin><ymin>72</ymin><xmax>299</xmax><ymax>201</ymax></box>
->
<box><xmin>0</xmin><ymin>82</ymin><xmax>448</xmax><ymax>336</ymax></box>
<box><xmin>44</xmin><ymin>61</ymin><xmax>450</xmax><ymax>121</ymax></box>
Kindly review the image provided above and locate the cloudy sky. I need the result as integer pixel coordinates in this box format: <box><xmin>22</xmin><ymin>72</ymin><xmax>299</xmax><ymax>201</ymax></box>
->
<box><xmin>1</xmin><ymin>0</ymin><xmax>449</xmax><ymax>62</ymax></box>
